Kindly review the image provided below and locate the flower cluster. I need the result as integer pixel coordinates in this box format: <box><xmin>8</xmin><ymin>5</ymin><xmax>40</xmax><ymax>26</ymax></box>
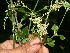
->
<box><xmin>37</xmin><ymin>23</ymin><xmax>49</xmax><ymax>35</ymax></box>
<box><xmin>50</xmin><ymin>4</ymin><xmax>61</xmax><ymax>11</ymax></box>
<box><xmin>50</xmin><ymin>0</ymin><xmax>62</xmax><ymax>11</ymax></box>
<box><xmin>29</xmin><ymin>17</ymin><xmax>49</xmax><ymax>36</ymax></box>
<box><xmin>32</xmin><ymin>17</ymin><xmax>42</xmax><ymax>24</ymax></box>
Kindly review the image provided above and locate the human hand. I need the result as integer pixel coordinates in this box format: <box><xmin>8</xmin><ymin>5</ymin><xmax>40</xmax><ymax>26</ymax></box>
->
<box><xmin>0</xmin><ymin>34</ymin><xmax>49</xmax><ymax>53</ymax></box>
<box><xmin>0</xmin><ymin>40</ymin><xmax>19</xmax><ymax>49</ymax></box>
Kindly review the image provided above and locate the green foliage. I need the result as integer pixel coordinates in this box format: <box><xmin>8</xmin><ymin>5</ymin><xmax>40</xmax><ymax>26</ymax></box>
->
<box><xmin>62</xmin><ymin>1</ymin><xmax>70</xmax><ymax>10</ymax></box>
<box><xmin>17</xmin><ymin>7</ymin><xmax>25</xmax><ymax>13</ymax></box>
<box><xmin>22</xmin><ymin>38</ymin><xmax>29</xmax><ymax>43</ymax></box>
<box><xmin>51</xmin><ymin>24</ymin><xmax>59</xmax><ymax>31</ymax></box>
<box><xmin>47</xmin><ymin>40</ymin><xmax>55</xmax><ymax>47</ymax></box>
<box><xmin>22</xmin><ymin>26</ymin><xmax>29</xmax><ymax>37</ymax></box>
<box><xmin>59</xmin><ymin>35</ymin><xmax>65</xmax><ymax>40</ymax></box>
<box><xmin>44</xmin><ymin>38</ymin><xmax>55</xmax><ymax>47</ymax></box>
<box><xmin>43</xmin><ymin>6</ymin><xmax>48</xmax><ymax>10</ymax></box>
<box><xmin>4</xmin><ymin>0</ymin><xmax>68</xmax><ymax>48</ymax></box>
<box><xmin>51</xmin><ymin>24</ymin><xmax>65</xmax><ymax>40</ymax></box>
<box><xmin>16</xmin><ymin>26</ymin><xmax>29</xmax><ymax>43</ymax></box>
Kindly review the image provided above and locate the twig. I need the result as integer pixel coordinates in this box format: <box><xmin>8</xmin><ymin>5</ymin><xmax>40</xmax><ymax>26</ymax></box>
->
<box><xmin>59</xmin><ymin>9</ymin><xmax>68</xmax><ymax>28</ymax></box>
<box><xmin>33</xmin><ymin>0</ymin><xmax>39</xmax><ymax>12</ymax></box>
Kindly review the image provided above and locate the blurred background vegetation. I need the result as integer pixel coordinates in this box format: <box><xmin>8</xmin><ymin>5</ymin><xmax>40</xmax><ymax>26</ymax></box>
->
<box><xmin>0</xmin><ymin>0</ymin><xmax>70</xmax><ymax>53</ymax></box>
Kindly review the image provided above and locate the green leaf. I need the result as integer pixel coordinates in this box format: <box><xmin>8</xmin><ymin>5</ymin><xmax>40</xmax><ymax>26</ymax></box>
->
<box><xmin>59</xmin><ymin>35</ymin><xmax>65</xmax><ymax>40</ymax></box>
<box><xmin>18</xmin><ymin>7</ymin><xmax>26</xmax><ymax>13</ymax></box>
<box><xmin>17</xmin><ymin>32</ymin><xmax>23</xmax><ymax>38</ymax></box>
<box><xmin>47</xmin><ymin>40</ymin><xmax>55</xmax><ymax>47</ymax></box>
<box><xmin>62</xmin><ymin>1</ymin><xmax>70</xmax><ymax>9</ymax></box>
<box><xmin>47</xmin><ymin>38</ymin><xmax>52</xmax><ymax>42</ymax></box>
<box><xmin>51</xmin><ymin>24</ymin><xmax>59</xmax><ymax>31</ymax></box>
<box><xmin>22</xmin><ymin>26</ymin><xmax>29</xmax><ymax>38</ymax></box>
<box><xmin>10</xmin><ymin>17</ymin><xmax>15</xmax><ymax>23</ymax></box>
<box><xmin>16</xmin><ymin>26</ymin><xmax>29</xmax><ymax>43</ymax></box>
<box><xmin>8</xmin><ymin>10</ymin><xmax>12</xmax><ymax>16</ymax></box>
<box><xmin>46</xmin><ymin>38</ymin><xmax>55</xmax><ymax>47</ymax></box>
<box><xmin>21</xmin><ymin>15</ymin><xmax>27</xmax><ymax>22</ymax></box>
<box><xmin>22</xmin><ymin>38</ymin><xmax>29</xmax><ymax>43</ymax></box>
<box><xmin>17</xmin><ymin>38</ymin><xmax>22</xmax><ymax>42</ymax></box>
<box><xmin>43</xmin><ymin>6</ymin><xmax>48</xmax><ymax>10</ymax></box>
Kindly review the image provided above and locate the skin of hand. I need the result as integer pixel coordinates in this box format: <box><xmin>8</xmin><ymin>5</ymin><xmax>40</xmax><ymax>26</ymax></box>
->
<box><xmin>0</xmin><ymin>34</ymin><xmax>49</xmax><ymax>53</ymax></box>
<box><xmin>0</xmin><ymin>40</ymin><xmax>19</xmax><ymax>49</ymax></box>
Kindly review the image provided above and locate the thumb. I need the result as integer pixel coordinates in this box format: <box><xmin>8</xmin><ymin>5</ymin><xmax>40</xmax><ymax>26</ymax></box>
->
<box><xmin>28</xmin><ymin>43</ymin><xmax>41</xmax><ymax>53</ymax></box>
<box><xmin>25</xmin><ymin>37</ymin><xmax>41</xmax><ymax>53</ymax></box>
<box><xmin>30</xmin><ymin>37</ymin><xmax>40</xmax><ymax>46</ymax></box>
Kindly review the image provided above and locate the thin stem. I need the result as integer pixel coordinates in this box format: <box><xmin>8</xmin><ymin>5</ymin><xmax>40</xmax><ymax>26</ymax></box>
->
<box><xmin>59</xmin><ymin>9</ymin><xmax>68</xmax><ymax>28</ymax></box>
<box><xmin>45</xmin><ymin>9</ymin><xmax>51</xmax><ymax>24</ymax></box>
<box><xmin>13</xmin><ymin>32</ymin><xmax>15</xmax><ymax>48</ymax></box>
<box><xmin>51</xmin><ymin>0</ymin><xmax>53</xmax><ymax>7</ymax></box>
<box><xmin>15</xmin><ymin>11</ymin><xmax>19</xmax><ymax>32</ymax></box>
<box><xmin>29</xmin><ymin>20</ymin><xmax>31</xmax><ymax>34</ymax></box>
<box><xmin>6</xmin><ymin>0</ymin><xmax>9</xmax><ymax>4</ymax></box>
<box><xmin>15</xmin><ymin>11</ymin><xmax>18</xmax><ymax>26</ymax></box>
<box><xmin>10</xmin><ymin>0</ymin><xmax>16</xmax><ymax>49</ymax></box>
<box><xmin>36</xmin><ymin>8</ymin><xmax>44</xmax><ymax>12</ymax></box>
<box><xmin>45</xmin><ymin>0</ymin><xmax>53</xmax><ymax>24</ymax></box>
<box><xmin>25</xmin><ymin>6</ymin><xmax>32</xmax><ymax>12</ymax></box>
<box><xmin>21</xmin><ymin>2</ymin><xmax>32</xmax><ymax>13</ymax></box>
<box><xmin>36</xmin><ymin>6</ymin><xmax>48</xmax><ymax>13</ymax></box>
<box><xmin>29</xmin><ymin>15</ymin><xmax>32</xmax><ymax>34</ymax></box>
<box><xmin>33</xmin><ymin>0</ymin><xmax>39</xmax><ymax>12</ymax></box>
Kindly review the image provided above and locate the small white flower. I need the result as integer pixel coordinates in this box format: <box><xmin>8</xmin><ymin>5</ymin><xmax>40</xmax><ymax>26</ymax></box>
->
<box><xmin>29</xmin><ymin>18</ymin><xmax>32</xmax><ymax>20</ymax></box>
<box><xmin>37</xmin><ymin>23</ymin><xmax>49</xmax><ymax>35</ymax></box>
<box><xmin>5</xmin><ymin>10</ymin><xmax>8</xmax><ymax>12</ymax></box>
<box><xmin>29</xmin><ymin>16</ymin><xmax>49</xmax><ymax>36</ymax></box>
<box><xmin>50</xmin><ymin>4</ymin><xmax>61</xmax><ymax>11</ymax></box>
<box><xmin>32</xmin><ymin>17</ymin><xmax>42</xmax><ymax>24</ymax></box>
<box><xmin>45</xmin><ymin>13</ymin><xmax>47</xmax><ymax>15</ymax></box>
<box><xmin>5</xmin><ymin>17</ymin><xmax>8</xmax><ymax>19</ymax></box>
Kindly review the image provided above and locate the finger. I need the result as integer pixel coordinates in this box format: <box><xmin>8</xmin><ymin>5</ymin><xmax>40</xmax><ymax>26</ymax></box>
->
<box><xmin>24</xmin><ymin>42</ymin><xmax>41</xmax><ymax>53</ymax></box>
<box><xmin>28</xmin><ymin>34</ymin><xmax>41</xmax><ymax>46</ymax></box>
<box><xmin>28</xmin><ymin>44</ymin><xmax>41</xmax><ymax>53</ymax></box>
<box><xmin>5</xmin><ymin>40</ymin><xmax>19</xmax><ymax>49</ymax></box>
<box><xmin>37</xmin><ymin>46</ymin><xmax>49</xmax><ymax>53</ymax></box>
<box><xmin>1</xmin><ymin>40</ymin><xmax>19</xmax><ymax>49</ymax></box>
<box><xmin>14</xmin><ymin>34</ymin><xmax>41</xmax><ymax>53</ymax></box>
<box><xmin>30</xmin><ymin>37</ymin><xmax>40</xmax><ymax>46</ymax></box>
<box><xmin>0</xmin><ymin>40</ymin><xmax>12</xmax><ymax>49</ymax></box>
<box><xmin>22</xmin><ymin>36</ymin><xmax>41</xmax><ymax>53</ymax></box>
<box><xmin>6</xmin><ymin>40</ymin><xmax>19</xmax><ymax>48</ymax></box>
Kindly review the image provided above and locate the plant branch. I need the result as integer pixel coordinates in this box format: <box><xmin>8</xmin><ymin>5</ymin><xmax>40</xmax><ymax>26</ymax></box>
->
<box><xmin>33</xmin><ymin>0</ymin><xmax>39</xmax><ymax>12</ymax></box>
<box><xmin>59</xmin><ymin>9</ymin><xmax>68</xmax><ymax>28</ymax></box>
